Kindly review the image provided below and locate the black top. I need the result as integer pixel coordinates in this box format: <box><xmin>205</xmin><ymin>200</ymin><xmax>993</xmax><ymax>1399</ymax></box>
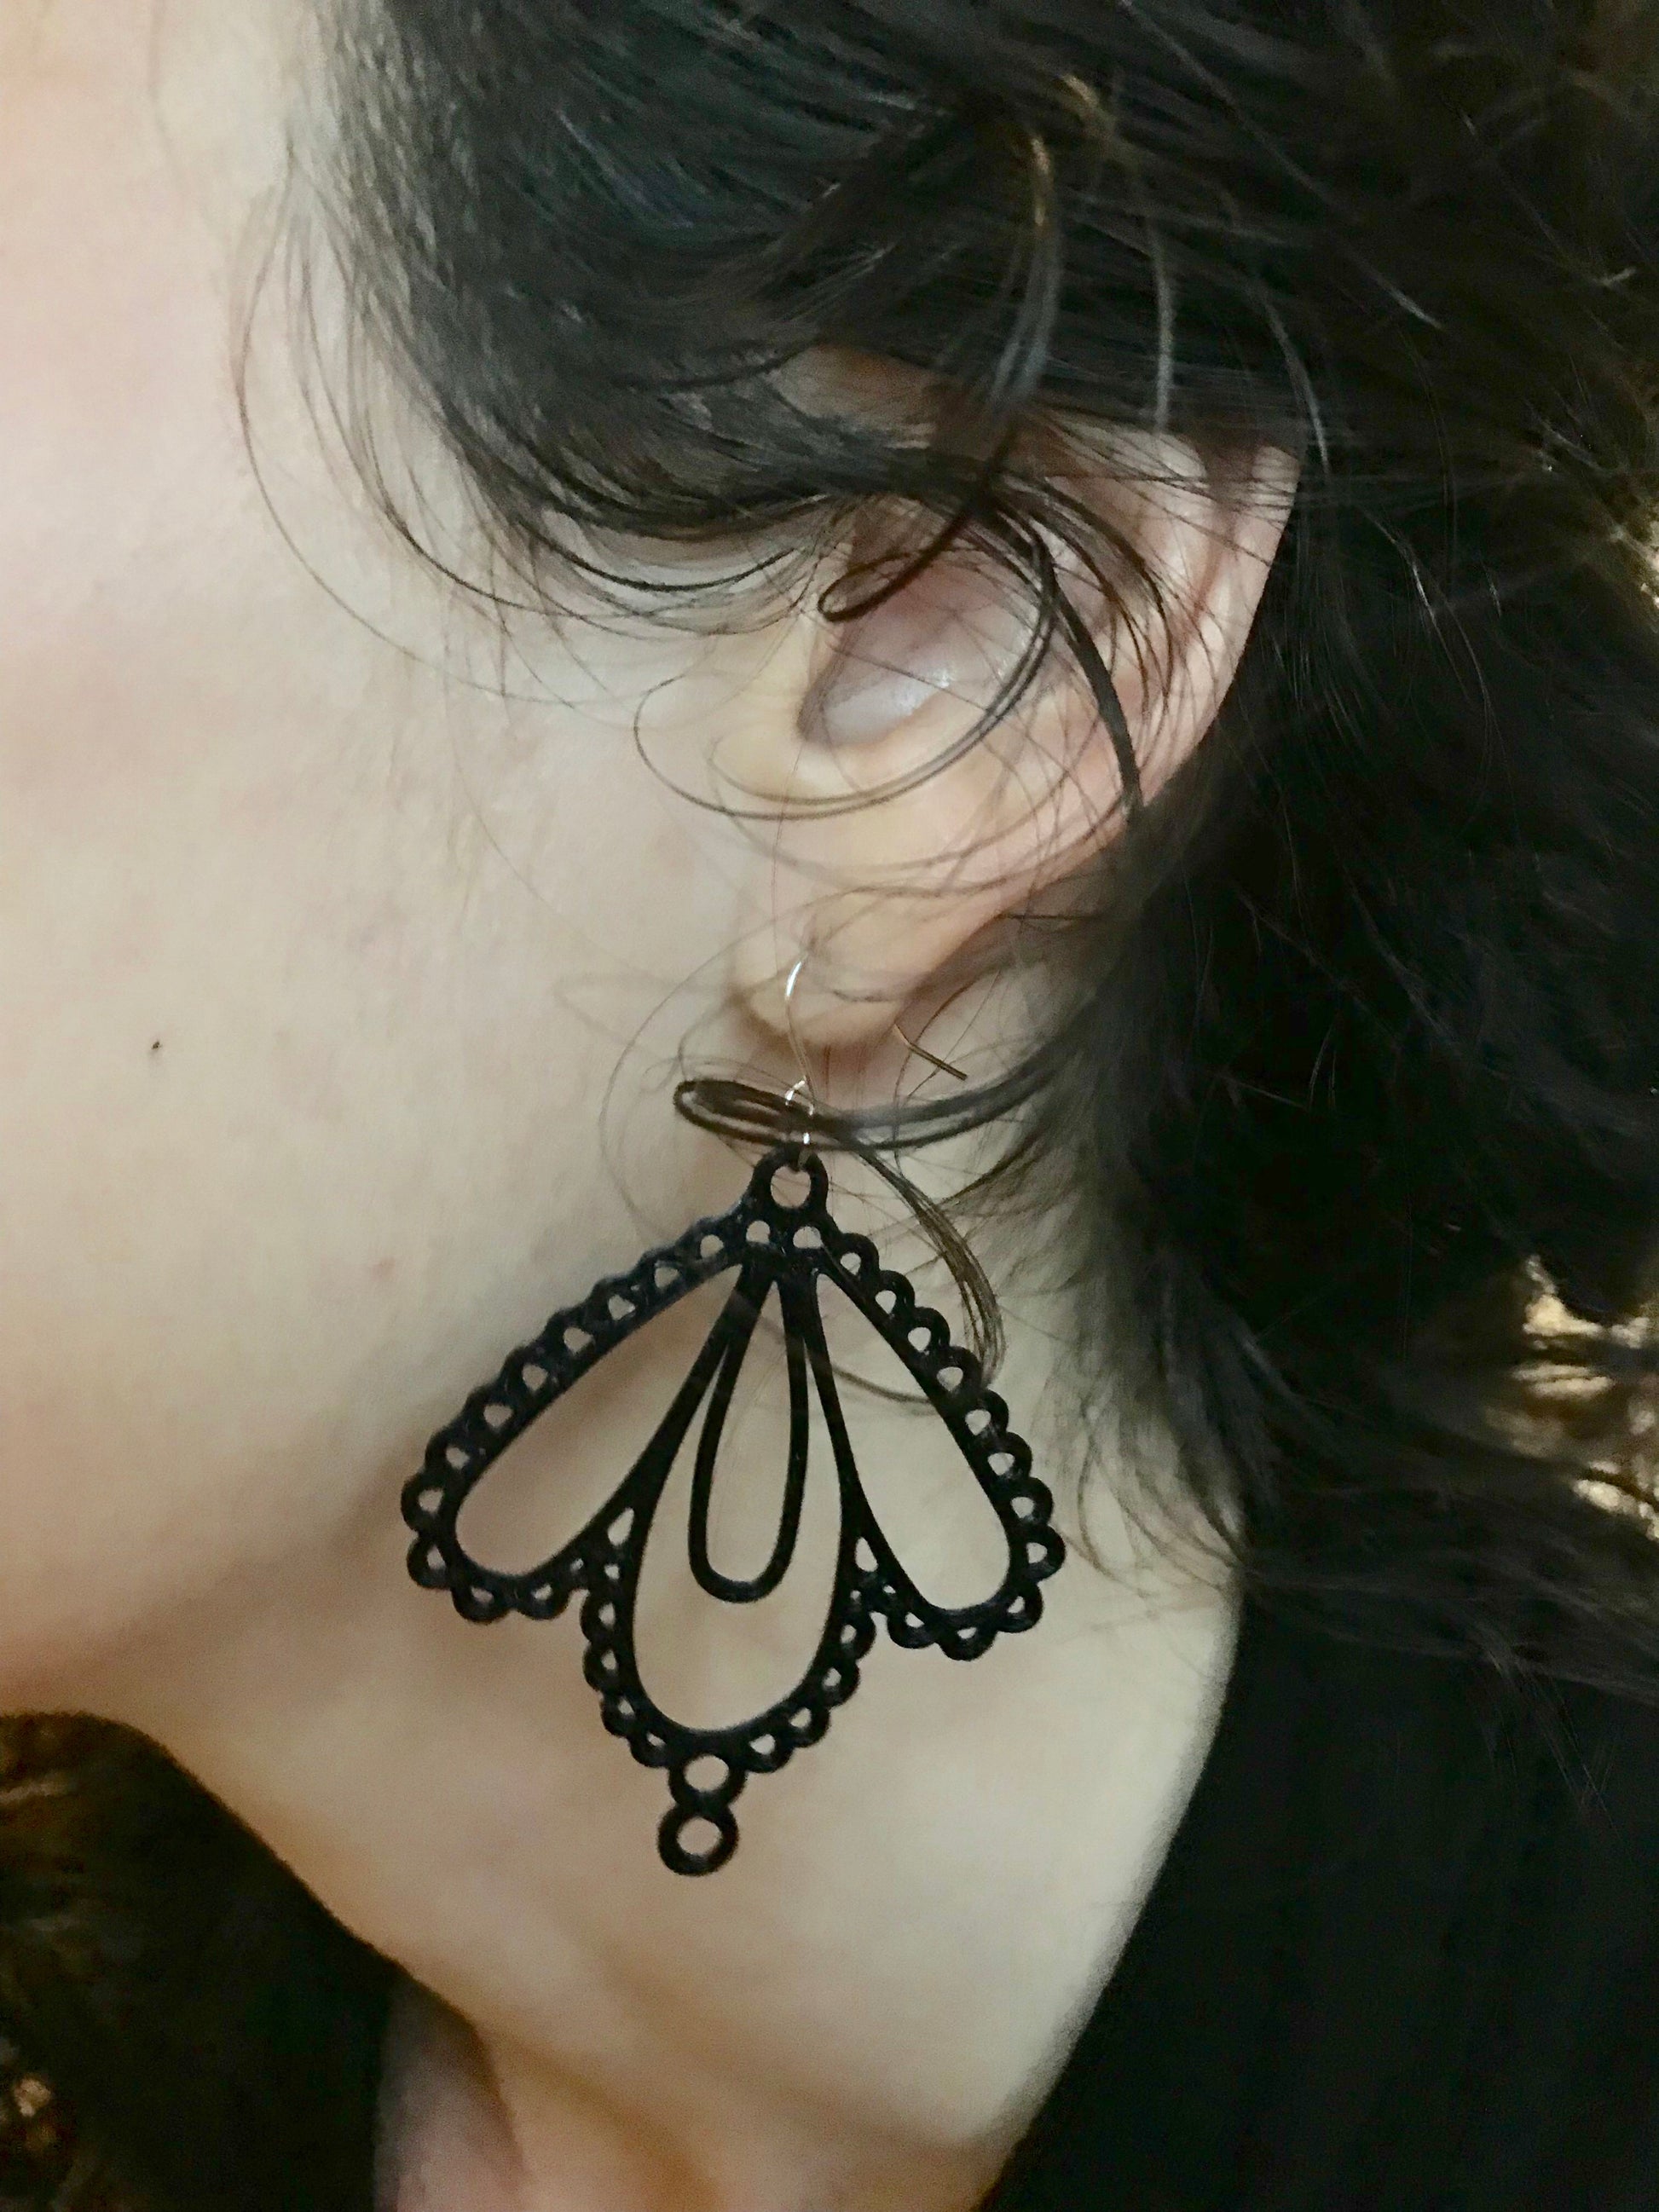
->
<box><xmin>988</xmin><ymin>1601</ymin><xmax>1659</xmax><ymax>2209</ymax></box>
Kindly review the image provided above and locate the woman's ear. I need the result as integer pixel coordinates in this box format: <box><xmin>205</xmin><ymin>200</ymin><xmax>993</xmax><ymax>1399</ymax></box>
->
<box><xmin>720</xmin><ymin>439</ymin><xmax>1298</xmax><ymax>1051</ymax></box>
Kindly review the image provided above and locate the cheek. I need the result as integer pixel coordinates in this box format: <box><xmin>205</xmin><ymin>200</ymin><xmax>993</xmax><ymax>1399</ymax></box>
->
<box><xmin>0</xmin><ymin>22</ymin><xmax>756</xmax><ymax>1701</ymax></box>
<box><xmin>0</xmin><ymin>18</ymin><xmax>289</xmax><ymax>852</ymax></box>
<box><xmin>0</xmin><ymin>55</ymin><xmax>452</xmax><ymax>1684</ymax></box>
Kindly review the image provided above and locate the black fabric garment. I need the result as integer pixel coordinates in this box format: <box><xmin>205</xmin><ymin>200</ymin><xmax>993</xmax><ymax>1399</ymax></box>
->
<box><xmin>987</xmin><ymin>1600</ymin><xmax>1659</xmax><ymax>2210</ymax></box>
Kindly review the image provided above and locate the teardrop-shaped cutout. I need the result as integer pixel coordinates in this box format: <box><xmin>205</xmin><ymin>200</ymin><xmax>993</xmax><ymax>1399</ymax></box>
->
<box><xmin>633</xmin><ymin>1280</ymin><xmax>841</xmax><ymax>1735</ymax></box>
<box><xmin>454</xmin><ymin>1272</ymin><xmax>739</xmax><ymax>1574</ymax></box>
<box><xmin>816</xmin><ymin>1273</ymin><xmax>1012</xmax><ymax>1612</ymax></box>
<box><xmin>685</xmin><ymin>1280</ymin><xmax>810</xmax><ymax>1606</ymax></box>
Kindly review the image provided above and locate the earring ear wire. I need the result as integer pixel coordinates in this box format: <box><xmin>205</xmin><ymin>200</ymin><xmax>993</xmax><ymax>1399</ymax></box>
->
<box><xmin>894</xmin><ymin>1015</ymin><xmax>968</xmax><ymax>1085</ymax></box>
<box><xmin>781</xmin><ymin>954</ymin><xmax>820</xmax><ymax>1128</ymax></box>
<box><xmin>786</xmin><ymin>946</ymin><xmax>970</xmax><ymax>1089</ymax></box>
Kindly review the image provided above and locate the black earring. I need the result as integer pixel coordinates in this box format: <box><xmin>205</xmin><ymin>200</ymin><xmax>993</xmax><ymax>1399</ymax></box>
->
<box><xmin>402</xmin><ymin>996</ymin><xmax>1065</xmax><ymax>1876</ymax></box>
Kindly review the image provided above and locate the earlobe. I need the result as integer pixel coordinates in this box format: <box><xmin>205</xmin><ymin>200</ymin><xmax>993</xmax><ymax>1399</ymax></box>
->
<box><xmin>726</xmin><ymin>442</ymin><xmax>1297</xmax><ymax>1056</ymax></box>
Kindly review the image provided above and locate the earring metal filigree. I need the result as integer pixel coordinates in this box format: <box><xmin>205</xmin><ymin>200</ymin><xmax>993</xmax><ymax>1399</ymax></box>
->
<box><xmin>402</xmin><ymin>983</ymin><xmax>1064</xmax><ymax>1874</ymax></box>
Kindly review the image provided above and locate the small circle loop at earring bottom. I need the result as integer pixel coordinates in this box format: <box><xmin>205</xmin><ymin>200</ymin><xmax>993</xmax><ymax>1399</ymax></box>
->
<box><xmin>659</xmin><ymin>1803</ymin><xmax>739</xmax><ymax>1878</ymax></box>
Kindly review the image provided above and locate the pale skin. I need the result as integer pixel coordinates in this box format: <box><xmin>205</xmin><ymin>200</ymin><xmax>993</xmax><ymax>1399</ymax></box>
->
<box><xmin>0</xmin><ymin>6</ymin><xmax>1294</xmax><ymax>2208</ymax></box>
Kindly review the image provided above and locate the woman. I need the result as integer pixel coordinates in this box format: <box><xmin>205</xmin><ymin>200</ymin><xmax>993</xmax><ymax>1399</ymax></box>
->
<box><xmin>4</xmin><ymin>0</ymin><xmax>1659</xmax><ymax>2204</ymax></box>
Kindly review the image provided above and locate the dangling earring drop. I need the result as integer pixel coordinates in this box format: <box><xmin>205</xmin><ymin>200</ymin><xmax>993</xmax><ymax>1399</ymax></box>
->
<box><xmin>402</xmin><ymin>962</ymin><xmax>1065</xmax><ymax>1876</ymax></box>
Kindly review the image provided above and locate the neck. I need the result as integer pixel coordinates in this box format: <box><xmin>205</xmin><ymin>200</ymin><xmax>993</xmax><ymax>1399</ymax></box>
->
<box><xmin>88</xmin><ymin>1305</ymin><xmax>1237</xmax><ymax>2212</ymax></box>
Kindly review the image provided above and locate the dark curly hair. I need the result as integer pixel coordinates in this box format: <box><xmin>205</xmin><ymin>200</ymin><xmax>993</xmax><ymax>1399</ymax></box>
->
<box><xmin>10</xmin><ymin>2</ymin><xmax>1659</xmax><ymax>2202</ymax></box>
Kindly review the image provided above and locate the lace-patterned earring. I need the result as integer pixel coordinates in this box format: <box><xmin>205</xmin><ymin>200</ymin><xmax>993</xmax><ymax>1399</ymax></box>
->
<box><xmin>402</xmin><ymin>961</ymin><xmax>1066</xmax><ymax>1875</ymax></box>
